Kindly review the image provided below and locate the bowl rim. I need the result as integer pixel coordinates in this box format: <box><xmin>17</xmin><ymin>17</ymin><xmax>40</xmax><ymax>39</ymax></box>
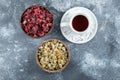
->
<box><xmin>36</xmin><ymin>39</ymin><xmax>70</xmax><ymax>73</ymax></box>
<box><xmin>20</xmin><ymin>4</ymin><xmax>54</xmax><ymax>38</ymax></box>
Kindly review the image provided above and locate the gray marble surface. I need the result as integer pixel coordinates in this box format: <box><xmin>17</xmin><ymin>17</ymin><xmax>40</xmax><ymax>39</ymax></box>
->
<box><xmin>0</xmin><ymin>0</ymin><xmax>120</xmax><ymax>80</ymax></box>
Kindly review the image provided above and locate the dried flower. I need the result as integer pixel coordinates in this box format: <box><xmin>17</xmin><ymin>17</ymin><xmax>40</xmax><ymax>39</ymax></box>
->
<box><xmin>37</xmin><ymin>39</ymin><xmax>69</xmax><ymax>71</ymax></box>
<box><xmin>21</xmin><ymin>5</ymin><xmax>53</xmax><ymax>38</ymax></box>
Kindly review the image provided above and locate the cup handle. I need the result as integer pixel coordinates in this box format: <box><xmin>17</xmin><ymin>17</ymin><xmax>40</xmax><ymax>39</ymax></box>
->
<box><xmin>61</xmin><ymin>23</ymin><xmax>69</xmax><ymax>27</ymax></box>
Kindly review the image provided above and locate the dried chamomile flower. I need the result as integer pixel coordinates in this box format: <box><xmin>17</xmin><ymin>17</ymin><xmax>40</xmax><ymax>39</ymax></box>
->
<box><xmin>36</xmin><ymin>39</ymin><xmax>70</xmax><ymax>72</ymax></box>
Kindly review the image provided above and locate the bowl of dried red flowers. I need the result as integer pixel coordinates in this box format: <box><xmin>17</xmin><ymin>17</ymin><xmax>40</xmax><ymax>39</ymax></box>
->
<box><xmin>20</xmin><ymin>4</ymin><xmax>54</xmax><ymax>38</ymax></box>
<box><xmin>36</xmin><ymin>39</ymin><xmax>70</xmax><ymax>73</ymax></box>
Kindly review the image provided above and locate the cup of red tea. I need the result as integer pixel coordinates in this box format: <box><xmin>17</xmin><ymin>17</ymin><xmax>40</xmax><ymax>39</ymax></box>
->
<box><xmin>71</xmin><ymin>15</ymin><xmax>89</xmax><ymax>32</ymax></box>
<box><xmin>60</xmin><ymin>7</ymin><xmax>98</xmax><ymax>44</ymax></box>
<box><xmin>61</xmin><ymin>12</ymin><xmax>90</xmax><ymax>34</ymax></box>
<box><xmin>20</xmin><ymin>4</ymin><xmax>54</xmax><ymax>38</ymax></box>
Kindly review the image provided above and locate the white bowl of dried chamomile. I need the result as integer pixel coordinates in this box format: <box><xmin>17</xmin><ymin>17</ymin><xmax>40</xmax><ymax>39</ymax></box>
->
<box><xmin>36</xmin><ymin>39</ymin><xmax>70</xmax><ymax>73</ymax></box>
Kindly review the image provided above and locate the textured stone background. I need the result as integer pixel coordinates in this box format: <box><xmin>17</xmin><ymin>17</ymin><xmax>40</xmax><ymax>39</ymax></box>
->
<box><xmin>0</xmin><ymin>0</ymin><xmax>120</xmax><ymax>80</ymax></box>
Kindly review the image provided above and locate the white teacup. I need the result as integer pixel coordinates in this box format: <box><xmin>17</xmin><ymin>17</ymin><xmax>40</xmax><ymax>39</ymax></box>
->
<box><xmin>61</xmin><ymin>13</ymin><xmax>91</xmax><ymax>34</ymax></box>
<box><xmin>60</xmin><ymin>7</ymin><xmax>98</xmax><ymax>44</ymax></box>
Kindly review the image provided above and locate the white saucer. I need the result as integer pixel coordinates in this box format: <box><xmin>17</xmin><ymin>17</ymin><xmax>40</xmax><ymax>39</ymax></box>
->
<box><xmin>60</xmin><ymin>7</ymin><xmax>98</xmax><ymax>44</ymax></box>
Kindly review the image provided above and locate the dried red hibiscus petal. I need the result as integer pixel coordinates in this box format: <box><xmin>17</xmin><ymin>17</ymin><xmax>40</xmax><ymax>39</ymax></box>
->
<box><xmin>20</xmin><ymin>5</ymin><xmax>53</xmax><ymax>38</ymax></box>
